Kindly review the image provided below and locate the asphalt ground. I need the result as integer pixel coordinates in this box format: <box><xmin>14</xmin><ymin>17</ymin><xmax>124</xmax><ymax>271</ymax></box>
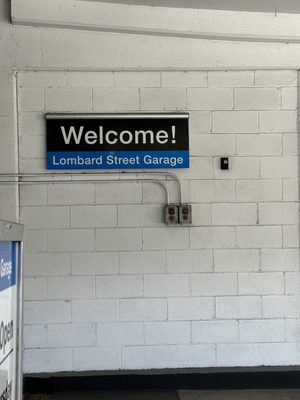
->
<box><xmin>27</xmin><ymin>389</ymin><xmax>300</xmax><ymax>400</ymax></box>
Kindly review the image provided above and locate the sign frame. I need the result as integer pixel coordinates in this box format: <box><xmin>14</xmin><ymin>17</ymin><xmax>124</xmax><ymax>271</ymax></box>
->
<box><xmin>46</xmin><ymin>113</ymin><xmax>189</xmax><ymax>170</ymax></box>
<box><xmin>0</xmin><ymin>220</ymin><xmax>23</xmax><ymax>400</ymax></box>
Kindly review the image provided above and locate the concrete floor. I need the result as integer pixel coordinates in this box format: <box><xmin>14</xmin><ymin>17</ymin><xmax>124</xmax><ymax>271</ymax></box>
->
<box><xmin>37</xmin><ymin>389</ymin><xmax>300</xmax><ymax>400</ymax></box>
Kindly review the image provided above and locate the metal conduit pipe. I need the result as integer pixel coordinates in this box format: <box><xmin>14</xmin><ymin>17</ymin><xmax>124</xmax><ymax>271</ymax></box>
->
<box><xmin>0</xmin><ymin>170</ymin><xmax>182</xmax><ymax>203</ymax></box>
<box><xmin>0</xmin><ymin>177</ymin><xmax>170</xmax><ymax>205</ymax></box>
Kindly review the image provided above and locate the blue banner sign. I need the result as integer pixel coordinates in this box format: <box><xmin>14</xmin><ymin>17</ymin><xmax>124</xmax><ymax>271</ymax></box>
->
<box><xmin>46</xmin><ymin>114</ymin><xmax>189</xmax><ymax>170</ymax></box>
<box><xmin>0</xmin><ymin>243</ymin><xmax>16</xmax><ymax>293</ymax></box>
<box><xmin>47</xmin><ymin>150</ymin><xmax>189</xmax><ymax>169</ymax></box>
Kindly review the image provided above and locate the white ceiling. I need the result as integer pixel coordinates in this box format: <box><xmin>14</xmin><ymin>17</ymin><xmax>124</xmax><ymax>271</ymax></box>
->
<box><xmin>80</xmin><ymin>0</ymin><xmax>300</xmax><ymax>14</ymax></box>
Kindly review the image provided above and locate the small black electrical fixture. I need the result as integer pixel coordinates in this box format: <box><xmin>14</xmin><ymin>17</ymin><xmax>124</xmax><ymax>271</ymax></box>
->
<box><xmin>220</xmin><ymin>157</ymin><xmax>229</xmax><ymax>170</ymax></box>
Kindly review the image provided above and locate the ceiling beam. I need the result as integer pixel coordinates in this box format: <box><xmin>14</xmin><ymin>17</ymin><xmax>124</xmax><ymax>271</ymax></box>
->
<box><xmin>11</xmin><ymin>0</ymin><xmax>300</xmax><ymax>43</ymax></box>
<box><xmin>78</xmin><ymin>0</ymin><xmax>300</xmax><ymax>15</ymax></box>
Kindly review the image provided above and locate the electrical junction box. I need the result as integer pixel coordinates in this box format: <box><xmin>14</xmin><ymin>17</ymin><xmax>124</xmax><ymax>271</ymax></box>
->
<box><xmin>165</xmin><ymin>204</ymin><xmax>192</xmax><ymax>224</ymax></box>
<box><xmin>179</xmin><ymin>204</ymin><xmax>192</xmax><ymax>224</ymax></box>
<box><xmin>165</xmin><ymin>205</ymin><xmax>179</xmax><ymax>224</ymax></box>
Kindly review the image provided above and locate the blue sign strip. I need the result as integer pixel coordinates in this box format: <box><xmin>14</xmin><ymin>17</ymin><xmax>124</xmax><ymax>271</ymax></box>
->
<box><xmin>0</xmin><ymin>242</ymin><xmax>16</xmax><ymax>292</ymax></box>
<box><xmin>47</xmin><ymin>150</ymin><xmax>189</xmax><ymax>169</ymax></box>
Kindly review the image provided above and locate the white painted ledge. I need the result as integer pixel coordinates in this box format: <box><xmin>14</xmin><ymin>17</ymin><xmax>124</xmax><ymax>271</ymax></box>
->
<box><xmin>11</xmin><ymin>0</ymin><xmax>300</xmax><ymax>43</ymax></box>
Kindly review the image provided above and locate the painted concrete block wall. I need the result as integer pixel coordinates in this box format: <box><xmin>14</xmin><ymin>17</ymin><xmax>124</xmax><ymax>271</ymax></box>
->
<box><xmin>0</xmin><ymin>2</ymin><xmax>20</xmax><ymax>222</ymax></box>
<box><xmin>17</xmin><ymin>69</ymin><xmax>300</xmax><ymax>373</ymax></box>
<box><xmin>0</xmin><ymin>69</ymin><xmax>19</xmax><ymax>221</ymax></box>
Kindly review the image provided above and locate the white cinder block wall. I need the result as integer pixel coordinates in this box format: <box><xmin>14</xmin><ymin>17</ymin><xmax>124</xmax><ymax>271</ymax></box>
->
<box><xmin>18</xmin><ymin>69</ymin><xmax>300</xmax><ymax>373</ymax></box>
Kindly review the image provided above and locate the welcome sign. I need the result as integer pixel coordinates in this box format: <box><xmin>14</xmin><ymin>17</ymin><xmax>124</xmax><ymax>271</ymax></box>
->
<box><xmin>46</xmin><ymin>114</ymin><xmax>189</xmax><ymax>169</ymax></box>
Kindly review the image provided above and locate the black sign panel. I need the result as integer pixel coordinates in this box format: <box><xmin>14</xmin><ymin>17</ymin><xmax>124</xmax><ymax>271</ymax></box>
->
<box><xmin>46</xmin><ymin>114</ymin><xmax>189</xmax><ymax>169</ymax></box>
